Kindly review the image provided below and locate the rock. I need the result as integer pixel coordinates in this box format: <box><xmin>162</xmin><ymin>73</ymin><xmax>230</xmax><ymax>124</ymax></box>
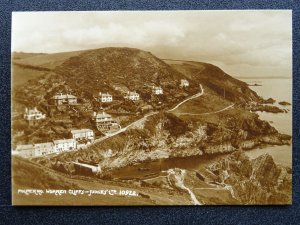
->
<box><xmin>251</xmin><ymin>153</ymin><xmax>281</xmax><ymax>186</ymax></box>
<box><xmin>262</xmin><ymin>98</ymin><xmax>276</xmax><ymax>104</ymax></box>
<box><xmin>207</xmin><ymin>151</ymin><xmax>292</xmax><ymax>204</ymax></box>
<box><xmin>278</xmin><ymin>101</ymin><xmax>291</xmax><ymax>106</ymax></box>
<box><xmin>239</xmin><ymin>140</ymin><xmax>258</xmax><ymax>149</ymax></box>
<box><xmin>251</xmin><ymin>104</ymin><xmax>285</xmax><ymax>113</ymax></box>
<box><xmin>259</xmin><ymin>134</ymin><xmax>291</xmax><ymax>145</ymax></box>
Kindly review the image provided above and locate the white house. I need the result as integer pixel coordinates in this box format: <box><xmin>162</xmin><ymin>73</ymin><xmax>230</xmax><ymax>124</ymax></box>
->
<box><xmin>180</xmin><ymin>79</ymin><xmax>189</xmax><ymax>87</ymax></box>
<box><xmin>53</xmin><ymin>139</ymin><xmax>76</xmax><ymax>152</ymax></box>
<box><xmin>24</xmin><ymin>107</ymin><xmax>46</xmax><ymax>121</ymax></box>
<box><xmin>152</xmin><ymin>86</ymin><xmax>163</xmax><ymax>95</ymax></box>
<box><xmin>95</xmin><ymin>112</ymin><xmax>120</xmax><ymax>133</ymax></box>
<box><xmin>71</xmin><ymin>129</ymin><xmax>94</xmax><ymax>141</ymax></box>
<box><xmin>34</xmin><ymin>142</ymin><xmax>54</xmax><ymax>156</ymax></box>
<box><xmin>95</xmin><ymin>112</ymin><xmax>113</xmax><ymax>123</ymax></box>
<box><xmin>125</xmin><ymin>91</ymin><xmax>140</xmax><ymax>101</ymax></box>
<box><xmin>99</xmin><ymin>92</ymin><xmax>113</xmax><ymax>102</ymax></box>
<box><xmin>15</xmin><ymin>144</ymin><xmax>35</xmax><ymax>158</ymax></box>
<box><xmin>51</xmin><ymin>93</ymin><xmax>77</xmax><ymax>105</ymax></box>
<box><xmin>15</xmin><ymin>142</ymin><xmax>54</xmax><ymax>158</ymax></box>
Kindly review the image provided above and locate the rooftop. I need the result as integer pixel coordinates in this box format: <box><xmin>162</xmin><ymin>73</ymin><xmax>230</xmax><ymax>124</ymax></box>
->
<box><xmin>127</xmin><ymin>91</ymin><xmax>139</xmax><ymax>96</ymax></box>
<box><xmin>52</xmin><ymin>93</ymin><xmax>77</xmax><ymax>99</ymax></box>
<box><xmin>96</xmin><ymin>112</ymin><xmax>112</xmax><ymax>119</ymax></box>
<box><xmin>53</xmin><ymin>139</ymin><xmax>76</xmax><ymax>144</ymax></box>
<box><xmin>71</xmin><ymin>129</ymin><xmax>93</xmax><ymax>134</ymax></box>
<box><xmin>16</xmin><ymin>144</ymin><xmax>34</xmax><ymax>151</ymax></box>
<box><xmin>99</xmin><ymin>92</ymin><xmax>112</xmax><ymax>97</ymax></box>
<box><xmin>74</xmin><ymin>159</ymin><xmax>99</xmax><ymax>168</ymax></box>
<box><xmin>25</xmin><ymin>107</ymin><xmax>43</xmax><ymax>114</ymax></box>
<box><xmin>34</xmin><ymin>142</ymin><xmax>53</xmax><ymax>147</ymax></box>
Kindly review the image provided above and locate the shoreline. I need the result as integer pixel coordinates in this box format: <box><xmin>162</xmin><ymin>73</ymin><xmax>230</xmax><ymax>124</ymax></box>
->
<box><xmin>107</xmin><ymin>141</ymin><xmax>291</xmax><ymax>180</ymax></box>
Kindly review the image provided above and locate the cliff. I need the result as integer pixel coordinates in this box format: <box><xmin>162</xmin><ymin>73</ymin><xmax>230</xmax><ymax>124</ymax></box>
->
<box><xmin>206</xmin><ymin>150</ymin><xmax>292</xmax><ymax>204</ymax></box>
<box><xmin>36</xmin><ymin>111</ymin><xmax>291</xmax><ymax>174</ymax></box>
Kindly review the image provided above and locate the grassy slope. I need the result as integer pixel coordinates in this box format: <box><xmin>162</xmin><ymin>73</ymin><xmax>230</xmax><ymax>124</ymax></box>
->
<box><xmin>12</xmin><ymin>50</ymin><xmax>83</xmax><ymax>87</ymax></box>
<box><xmin>172</xmin><ymin>88</ymin><xmax>233</xmax><ymax>114</ymax></box>
<box><xmin>13</xmin><ymin>50</ymin><xmax>84</xmax><ymax>69</ymax></box>
<box><xmin>52</xmin><ymin>47</ymin><xmax>199</xmax><ymax>102</ymax></box>
<box><xmin>12</xmin><ymin>156</ymin><xmax>191</xmax><ymax>205</ymax></box>
<box><xmin>12</xmin><ymin>64</ymin><xmax>51</xmax><ymax>88</ymax></box>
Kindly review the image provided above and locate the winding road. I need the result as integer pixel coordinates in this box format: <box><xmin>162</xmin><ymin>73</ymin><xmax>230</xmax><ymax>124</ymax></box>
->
<box><xmin>167</xmin><ymin>84</ymin><xmax>204</xmax><ymax>112</ymax></box>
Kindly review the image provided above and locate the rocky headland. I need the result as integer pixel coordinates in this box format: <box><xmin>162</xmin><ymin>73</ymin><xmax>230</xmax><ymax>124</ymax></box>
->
<box><xmin>206</xmin><ymin>150</ymin><xmax>292</xmax><ymax>204</ymax></box>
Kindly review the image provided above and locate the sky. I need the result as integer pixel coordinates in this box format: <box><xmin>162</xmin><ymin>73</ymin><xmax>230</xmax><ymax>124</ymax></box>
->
<box><xmin>12</xmin><ymin>10</ymin><xmax>292</xmax><ymax>78</ymax></box>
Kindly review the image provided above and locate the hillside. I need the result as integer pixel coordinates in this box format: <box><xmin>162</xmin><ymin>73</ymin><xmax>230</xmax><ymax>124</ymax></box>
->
<box><xmin>163</xmin><ymin>59</ymin><xmax>262</xmax><ymax>103</ymax></box>
<box><xmin>12</xmin><ymin>47</ymin><xmax>291</xmax><ymax>205</ymax></box>
<box><xmin>53</xmin><ymin>48</ymin><xmax>199</xmax><ymax>104</ymax></box>
<box><xmin>12</xmin><ymin>63</ymin><xmax>52</xmax><ymax>88</ymax></box>
<box><xmin>13</xmin><ymin>50</ymin><xmax>84</xmax><ymax>69</ymax></box>
<box><xmin>12</xmin><ymin>156</ymin><xmax>193</xmax><ymax>205</ymax></box>
<box><xmin>12</xmin><ymin>50</ymin><xmax>85</xmax><ymax>88</ymax></box>
<box><xmin>13</xmin><ymin>48</ymin><xmax>201</xmax><ymax>108</ymax></box>
<box><xmin>11</xmin><ymin>48</ymin><xmax>199</xmax><ymax>146</ymax></box>
<box><xmin>11</xmin><ymin>47</ymin><xmax>289</xmax><ymax>147</ymax></box>
<box><xmin>12</xmin><ymin>49</ymin><xmax>268</xmax><ymax>108</ymax></box>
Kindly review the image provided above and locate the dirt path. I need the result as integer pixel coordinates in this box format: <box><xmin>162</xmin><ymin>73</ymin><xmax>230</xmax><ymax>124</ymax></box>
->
<box><xmin>167</xmin><ymin>168</ymin><xmax>203</xmax><ymax>205</ymax></box>
<box><xmin>167</xmin><ymin>84</ymin><xmax>204</xmax><ymax>112</ymax></box>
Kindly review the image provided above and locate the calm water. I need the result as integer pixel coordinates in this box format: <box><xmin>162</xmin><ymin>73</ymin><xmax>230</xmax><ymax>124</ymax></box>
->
<box><xmin>113</xmin><ymin>78</ymin><xmax>292</xmax><ymax>179</ymax></box>
<box><xmin>241</xmin><ymin>78</ymin><xmax>292</xmax><ymax>167</ymax></box>
<box><xmin>112</xmin><ymin>154</ymin><xmax>227</xmax><ymax>179</ymax></box>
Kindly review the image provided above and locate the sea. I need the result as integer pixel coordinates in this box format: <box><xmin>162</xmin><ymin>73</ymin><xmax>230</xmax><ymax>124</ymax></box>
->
<box><xmin>241</xmin><ymin>78</ymin><xmax>292</xmax><ymax>167</ymax></box>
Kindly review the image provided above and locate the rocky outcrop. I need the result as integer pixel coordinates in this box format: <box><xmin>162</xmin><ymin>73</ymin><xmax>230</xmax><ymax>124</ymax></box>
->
<box><xmin>279</xmin><ymin>101</ymin><xmax>291</xmax><ymax>106</ymax></box>
<box><xmin>37</xmin><ymin>111</ymin><xmax>291</xmax><ymax>174</ymax></box>
<box><xmin>207</xmin><ymin>151</ymin><xmax>292</xmax><ymax>204</ymax></box>
<box><xmin>261</xmin><ymin>98</ymin><xmax>276</xmax><ymax>104</ymax></box>
<box><xmin>250</xmin><ymin>104</ymin><xmax>285</xmax><ymax>113</ymax></box>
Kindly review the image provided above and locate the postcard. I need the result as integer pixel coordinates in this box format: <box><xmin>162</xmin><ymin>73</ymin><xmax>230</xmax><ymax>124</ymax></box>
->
<box><xmin>11</xmin><ymin>10</ymin><xmax>292</xmax><ymax>205</ymax></box>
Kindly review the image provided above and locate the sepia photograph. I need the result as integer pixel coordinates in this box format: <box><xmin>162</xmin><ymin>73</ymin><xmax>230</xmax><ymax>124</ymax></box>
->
<box><xmin>11</xmin><ymin>10</ymin><xmax>292</xmax><ymax>205</ymax></box>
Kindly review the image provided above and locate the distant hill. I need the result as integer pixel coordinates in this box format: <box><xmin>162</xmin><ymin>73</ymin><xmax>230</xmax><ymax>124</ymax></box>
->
<box><xmin>12</xmin><ymin>50</ymin><xmax>84</xmax><ymax>69</ymax></box>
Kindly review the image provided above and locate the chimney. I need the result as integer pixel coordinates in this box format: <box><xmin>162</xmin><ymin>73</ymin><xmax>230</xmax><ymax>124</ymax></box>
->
<box><xmin>93</xmin><ymin>111</ymin><xmax>96</xmax><ymax>117</ymax></box>
<box><xmin>25</xmin><ymin>108</ymin><xmax>28</xmax><ymax>113</ymax></box>
<box><xmin>99</xmin><ymin>92</ymin><xmax>102</xmax><ymax>96</ymax></box>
